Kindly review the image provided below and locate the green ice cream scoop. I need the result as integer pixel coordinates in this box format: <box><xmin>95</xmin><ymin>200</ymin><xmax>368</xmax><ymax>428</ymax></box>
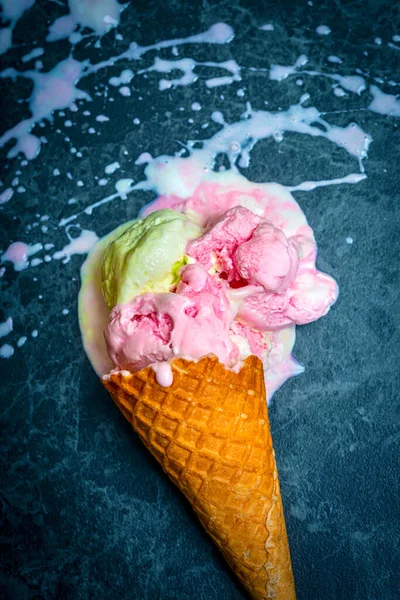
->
<box><xmin>101</xmin><ymin>209</ymin><xmax>202</xmax><ymax>310</ymax></box>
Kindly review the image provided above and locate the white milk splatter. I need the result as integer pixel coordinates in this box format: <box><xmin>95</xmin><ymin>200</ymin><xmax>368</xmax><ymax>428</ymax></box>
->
<box><xmin>0</xmin><ymin>27</ymin><xmax>12</xmax><ymax>55</ymax></box>
<box><xmin>0</xmin><ymin>23</ymin><xmax>235</xmax><ymax>162</ymax></box>
<box><xmin>83</xmin><ymin>23</ymin><xmax>234</xmax><ymax>78</ymax></box>
<box><xmin>47</xmin><ymin>0</ymin><xmax>123</xmax><ymax>42</ymax></box>
<box><xmin>333</xmin><ymin>87</ymin><xmax>347</xmax><ymax>97</ymax></box>
<box><xmin>0</xmin><ymin>317</ymin><xmax>13</xmax><ymax>338</ymax></box>
<box><xmin>22</xmin><ymin>47</ymin><xmax>44</xmax><ymax>63</ymax></box>
<box><xmin>327</xmin><ymin>55</ymin><xmax>342</xmax><ymax>64</ymax></box>
<box><xmin>53</xmin><ymin>229</ymin><xmax>99</xmax><ymax>262</ymax></box>
<box><xmin>136</xmin><ymin>57</ymin><xmax>241</xmax><ymax>91</ymax></box>
<box><xmin>0</xmin><ymin>188</ymin><xmax>14</xmax><ymax>204</ymax></box>
<box><xmin>109</xmin><ymin>69</ymin><xmax>134</xmax><ymax>87</ymax></box>
<box><xmin>60</xmin><ymin>176</ymin><xmax>136</xmax><ymax>226</ymax></box>
<box><xmin>260</xmin><ymin>24</ymin><xmax>274</xmax><ymax>32</ymax></box>
<box><xmin>135</xmin><ymin>152</ymin><xmax>153</xmax><ymax>165</ymax></box>
<box><xmin>30</xmin><ymin>258</ymin><xmax>43</xmax><ymax>267</ymax></box>
<box><xmin>115</xmin><ymin>178</ymin><xmax>134</xmax><ymax>199</ymax></box>
<box><xmin>134</xmin><ymin>101</ymin><xmax>371</xmax><ymax>199</ymax></box>
<box><xmin>1</xmin><ymin>241</ymin><xmax>43</xmax><ymax>271</ymax></box>
<box><xmin>105</xmin><ymin>161</ymin><xmax>120</xmax><ymax>175</ymax></box>
<box><xmin>0</xmin><ymin>59</ymin><xmax>91</xmax><ymax>159</ymax></box>
<box><xmin>119</xmin><ymin>86</ymin><xmax>131</xmax><ymax>96</ymax></box>
<box><xmin>0</xmin><ymin>343</ymin><xmax>14</xmax><ymax>358</ymax></box>
<box><xmin>0</xmin><ymin>0</ymin><xmax>36</xmax><ymax>54</ymax></box>
<box><xmin>270</xmin><ymin>55</ymin><xmax>367</xmax><ymax>94</ymax></box>
<box><xmin>368</xmin><ymin>85</ymin><xmax>400</xmax><ymax>117</ymax></box>
<box><xmin>388</xmin><ymin>42</ymin><xmax>400</xmax><ymax>52</ymax></box>
<box><xmin>316</xmin><ymin>25</ymin><xmax>331</xmax><ymax>36</ymax></box>
<box><xmin>287</xmin><ymin>174</ymin><xmax>366</xmax><ymax>192</ymax></box>
<box><xmin>270</xmin><ymin>55</ymin><xmax>309</xmax><ymax>81</ymax></box>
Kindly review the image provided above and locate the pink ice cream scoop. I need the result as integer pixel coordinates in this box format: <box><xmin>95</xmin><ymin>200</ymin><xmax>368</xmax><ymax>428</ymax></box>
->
<box><xmin>285</xmin><ymin>269</ymin><xmax>339</xmax><ymax>325</ymax></box>
<box><xmin>185</xmin><ymin>204</ymin><xmax>337</xmax><ymax>331</ymax></box>
<box><xmin>237</xmin><ymin>269</ymin><xmax>338</xmax><ymax>330</ymax></box>
<box><xmin>104</xmin><ymin>264</ymin><xmax>239</xmax><ymax>373</ymax></box>
<box><xmin>186</xmin><ymin>206</ymin><xmax>300</xmax><ymax>293</ymax></box>
<box><xmin>186</xmin><ymin>206</ymin><xmax>261</xmax><ymax>280</ymax></box>
<box><xmin>233</xmin><ymin>221</ymin><xmax>300</xmax><ymax>293</ymax></box>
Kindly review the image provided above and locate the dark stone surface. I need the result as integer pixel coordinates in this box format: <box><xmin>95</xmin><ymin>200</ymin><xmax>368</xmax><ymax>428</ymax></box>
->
<box><xmin>1</xmin><ymin>1</ymin><xmax>399</xmax><ymax>599</ymax></box>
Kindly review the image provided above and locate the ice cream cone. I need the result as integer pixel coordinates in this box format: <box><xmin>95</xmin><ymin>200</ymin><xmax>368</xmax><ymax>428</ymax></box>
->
<box><xmin>102</xmin><ymin>354</ymin><xmax>295</xmax><ymax>600</ymax></box>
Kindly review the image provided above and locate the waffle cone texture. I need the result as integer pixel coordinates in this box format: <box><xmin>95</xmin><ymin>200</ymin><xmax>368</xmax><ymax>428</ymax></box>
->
<box><xmin>102</xmin><ymin>354</ymin><xmax>296</xmax><ymax>600</ymax></box>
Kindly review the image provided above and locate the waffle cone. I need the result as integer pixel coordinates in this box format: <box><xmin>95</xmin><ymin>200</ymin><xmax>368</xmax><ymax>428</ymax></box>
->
<box><xmin>102</xmin><ymin>354</ymin><xmax>295</xmax><ymax>599</ymax></box>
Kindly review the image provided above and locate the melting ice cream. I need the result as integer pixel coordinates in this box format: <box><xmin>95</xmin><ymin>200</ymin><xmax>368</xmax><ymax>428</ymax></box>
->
<box><xmin>97</xmin><ymin>172</ymin><xmax>338</xmax><ymax>397</ymax></box>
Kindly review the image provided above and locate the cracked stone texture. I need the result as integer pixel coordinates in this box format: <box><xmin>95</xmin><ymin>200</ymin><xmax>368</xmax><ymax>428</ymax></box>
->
<box><xmin>1</xmin><ymin>0</ymin><xmax>399</xmax><ymax>599</ymax></box>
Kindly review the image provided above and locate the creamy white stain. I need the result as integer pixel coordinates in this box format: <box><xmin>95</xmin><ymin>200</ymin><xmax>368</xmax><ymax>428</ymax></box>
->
<box><xmin>0</xmin><ymin>317</ymin><xmax>13</xmax><ymax>338</ymax></box>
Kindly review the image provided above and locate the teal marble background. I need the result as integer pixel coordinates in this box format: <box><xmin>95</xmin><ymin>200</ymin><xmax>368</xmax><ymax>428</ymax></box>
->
<box><xmin>1</xmin><ymin>0</ymin><xmax>399</xmax><ymax>598</ymax></box>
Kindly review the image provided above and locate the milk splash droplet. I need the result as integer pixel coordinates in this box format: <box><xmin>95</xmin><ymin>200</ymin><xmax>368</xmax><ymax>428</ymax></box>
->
<box><xmin>0</xmin><ymin>317</ymin><xmax>13</xmax><ymax>338</ymax></box>
<box><xmin>316</xmin><ymin>25</ymin><xmax>331</xmax><ymax>36</ymax></box>
<box><xmin>0</xmin><ymin>344</ymin><xmax>14</xmax><ymax>359</ymax></box>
